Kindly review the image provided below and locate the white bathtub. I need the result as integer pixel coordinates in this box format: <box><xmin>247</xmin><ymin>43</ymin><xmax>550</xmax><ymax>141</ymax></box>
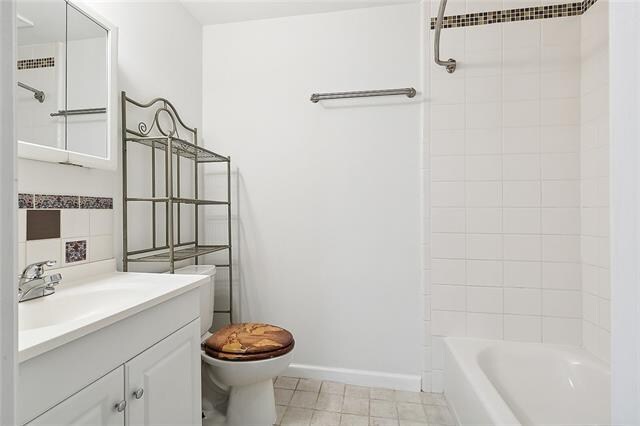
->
<box><xmin>444</xmin><ymin>338</ymin><xmax>610</xmax><ymax>426</ymax></box>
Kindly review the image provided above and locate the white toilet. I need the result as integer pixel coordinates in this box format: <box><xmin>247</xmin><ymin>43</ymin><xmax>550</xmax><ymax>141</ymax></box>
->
<box><xmin>173</xmin><ymin>265</ymin><xmax>294</xmax><ymax>426</ymax></box>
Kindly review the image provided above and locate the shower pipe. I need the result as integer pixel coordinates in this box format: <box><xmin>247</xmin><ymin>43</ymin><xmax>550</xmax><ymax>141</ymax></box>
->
<box><xmin>434</xmin><ymin>0</ymin><xmax>457</xmax><ymax>73</ymax></box>
<box><xmin>17</xmin><ymin>81</ymin><xmax>45</xmax><ymax>103</ymax></box>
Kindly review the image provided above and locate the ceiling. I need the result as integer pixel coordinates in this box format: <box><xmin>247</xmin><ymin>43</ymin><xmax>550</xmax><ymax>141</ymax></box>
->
<box><xmin>177</xmin><ymin>0</ymin><xmax>415</xmax><ymax>25</ymax></box>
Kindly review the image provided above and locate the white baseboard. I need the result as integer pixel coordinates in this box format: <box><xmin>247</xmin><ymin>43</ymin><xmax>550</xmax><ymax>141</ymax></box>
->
<box><xmin>286</xmin><ymin>363</ymin><xmax>422</xmax><ymax>391</ymax></box>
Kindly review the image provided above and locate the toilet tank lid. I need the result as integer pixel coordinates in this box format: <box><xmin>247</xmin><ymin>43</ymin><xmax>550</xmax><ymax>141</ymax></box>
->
<box><xmin>172</xmin><ymin>265</ymin><xmax>217</xmax><ymax>277</ymax></box>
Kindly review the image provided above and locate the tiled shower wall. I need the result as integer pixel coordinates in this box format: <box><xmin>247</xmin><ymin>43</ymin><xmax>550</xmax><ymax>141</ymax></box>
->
<box><xmin>423</xmin><ymin>0</ymin><xmax>608</xmax><ymax>391</ymax></box>
<box><xmin>580</xmin><ymin>0</ymin><xmax>609</xmax><ymax>363</ymax></box>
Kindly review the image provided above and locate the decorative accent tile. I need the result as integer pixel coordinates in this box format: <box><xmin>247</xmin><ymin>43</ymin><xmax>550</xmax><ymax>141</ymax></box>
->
<box><xmin>80</xmin><ymin>196</ymin><xmax>113</xmax><ymax>209</ymax></box>
<box><xmin>18</xmin><ymin>193</ymin><xmax>114</xmax><ymax>209</ymax></box>
<box><xmin>27</xmin><ymin>210</ymin><xmax>60</xmax><ymax>241</ymax></box>
<box><xmin>34</xmin><ymin>194</ymin><xmax>80</xmax><ymax>209</ymax></box>
<box><xmin>65</xmin><ymin>240</ymin><xmax>87</xmax><ymax>263</ymax></box>
<box><xmin>18</xmin><ymin>193</ymin><xmax>33</xmax><ymax>209</ymax></box>
<box><xmin>429</xmin><ymin>0</ymin><xmax>598</xmax><ymax>30</ymax></box>
<box><xmin>17</xmin><ymin>57</ymin><xmax>55</xmax><ymax>70</ymax></box>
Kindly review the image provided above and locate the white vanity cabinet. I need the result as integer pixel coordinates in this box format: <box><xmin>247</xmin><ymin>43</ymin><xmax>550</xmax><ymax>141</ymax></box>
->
<box><xmin>28</xmin><ymin>366</ymin><xmax>125</xmax><ymax>426</ymax></box>
<box><xmin>25</xmin><ymin>321</ymin><xmax>201</xmax><ymax>426</ymax></box>
<box><xmin>126</xmin><ymin>319</ymin><xmax>201</xmax><ymax>426</ymax></box>
<box><xmin>18</xmin><ymin>273</ymin><xmax>206</xmax><ymax>426</ymax></box>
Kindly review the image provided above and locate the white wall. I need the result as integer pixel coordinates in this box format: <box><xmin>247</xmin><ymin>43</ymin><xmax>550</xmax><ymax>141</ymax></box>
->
<box><xmin>17</xmin><ymin>0</ymin><xmax>203</xmax><ymax>274</ymax></box>
<box><xmin>0</xmin><ymin>0</ymin><xmax>17</xmax><ymax>423</ymax></box>
<box><xmin>202</xmin><ymin>4</ymin><xmax>423</xmax><ymax>387</ymax></box>
<box><xmin>426</xmin><ymin>0</ymin><xmax>584</xmax><ymax>391</ymax></box>
<box><xmin>580</xmin><ymin>0</ymin><xmax>610</xmax><ymax>363</ymax></box>
<box><xmin>610</xmin><ymin>1</ymin><xmax>640</xmax><ymax>423</ymax></box>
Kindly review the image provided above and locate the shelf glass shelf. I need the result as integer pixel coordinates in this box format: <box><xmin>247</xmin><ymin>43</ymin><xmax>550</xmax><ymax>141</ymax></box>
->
<box><xmin>127</xmin><ymin>245</ymin><xmax>229</xmax><ymax>263</ymax></box>
<box><xmin>126</xmin><ymin>197</ymin><xmax>229</xmax><ymax>205</ymax></box>
<box><xmin>126</xmin><ymin>135</ymin><xmax>229</xmax><ymax>163</ymax></box>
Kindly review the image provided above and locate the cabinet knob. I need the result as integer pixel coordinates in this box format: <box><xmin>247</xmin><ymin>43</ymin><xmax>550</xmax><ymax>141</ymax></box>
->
<box><xmin>133</xmin><ymin>388</ymin><xmax>144</xmax><ymax>399</ymax></box>
<box><xmin>114</xmin><ymin>400</ymin><xmax>127</xmax><ymax>412</ymax></box>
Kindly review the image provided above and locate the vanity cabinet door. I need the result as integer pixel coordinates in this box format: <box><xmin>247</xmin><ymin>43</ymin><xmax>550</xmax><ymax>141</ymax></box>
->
<box><xmin>27</xmin><ymin>366</ymin><xmax>124</xmax><ymax>426</ymax></box>
<box><xmin>125</xmin><ymin>320</ymin><xmax>201</xmax><ymax>426</ymax></box>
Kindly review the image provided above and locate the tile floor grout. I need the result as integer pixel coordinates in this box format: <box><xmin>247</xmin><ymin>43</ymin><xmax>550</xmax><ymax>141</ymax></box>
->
<box><xmin>273</xmin><ymin>376</ymin><xmax>457</xmax><ymax>426</ymax></box>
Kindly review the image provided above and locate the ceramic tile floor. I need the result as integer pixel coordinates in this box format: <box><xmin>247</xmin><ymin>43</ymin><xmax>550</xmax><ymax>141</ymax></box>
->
<box><xmin>273</xmin><ymin>377</ymin><xmax>457</xmax><ymax>426</ymax></box>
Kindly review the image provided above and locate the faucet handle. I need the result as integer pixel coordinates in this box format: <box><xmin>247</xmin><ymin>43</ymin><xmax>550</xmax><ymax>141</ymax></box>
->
<box><xmin>43</xmin><ymin>273</ymin><xmax>63</xmax><ymax>288</ymax></box>
<box><xmin>21</xmin><ymin>260</ymin><xmax>56</xmax><ymax>279</ymax></box>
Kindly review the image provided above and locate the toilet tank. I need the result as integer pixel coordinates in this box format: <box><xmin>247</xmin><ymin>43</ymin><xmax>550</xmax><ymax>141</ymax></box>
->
<box><xmin>172</xmin><ymin>265</ymin><xmax>216</xmax><ymax>336</ymax></box>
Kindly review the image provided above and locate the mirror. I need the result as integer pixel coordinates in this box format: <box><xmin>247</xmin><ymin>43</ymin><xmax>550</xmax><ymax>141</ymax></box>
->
<box><xmin>16</xmin><ymin>0</ymin><xmax>117</xmax><ymax>169</ymax></box>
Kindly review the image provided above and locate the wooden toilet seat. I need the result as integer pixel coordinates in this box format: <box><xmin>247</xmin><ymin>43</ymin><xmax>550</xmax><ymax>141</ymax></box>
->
<box><xmin>203</xmin><ymin>323</ymin><xmax>294</xmax><ymax>361</ymax></box>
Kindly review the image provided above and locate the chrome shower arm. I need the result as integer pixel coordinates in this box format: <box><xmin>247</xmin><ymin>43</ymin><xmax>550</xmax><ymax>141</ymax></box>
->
<box><xmin>17</xmin><ymin>81</ymin><xmax>45</xmax><ymax>103</ymax></box>
<box><xmin>434</xmin><ymin>0</ymin><xmax>457</xmax><ymax>73</ymax></box>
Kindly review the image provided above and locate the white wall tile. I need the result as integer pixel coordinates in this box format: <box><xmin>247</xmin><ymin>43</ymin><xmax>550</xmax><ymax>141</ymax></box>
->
<box><xmin>432</xmin><ymin>156</ymin><xmax>465</xmax><ymax>181</ymax></box>
<box><xmin>466</xmin><ymin>260</ymin><xmax>503</xmax><ymax>286</ymax></box>
<box><xmin>503</xmin><ymin>127</ymin><xmax>540</xmax><ymax>154</ymax></box>
<box><xmin>541</xmin><ymin>208</ymin><xmax>581</xmax><ymax>235</ymax></box>
<box><xmin>467</xmin><ymin>313</ymin><xmax>503</xmax><ymax>339</ymax></box>
<box><xmin>504</xmin><ymin>314</ymin><xmax>542</xmax><ymax>342</ymax></box>
<box><xmin>432</xmin><ymin>233</ymin><xmax>466</xmax><ymax>259</ymax></box>
<box><xmin>504</xmin><ymin>261</ymin><xmax>541</xmax><ymax>288</ymax></box>
<box><xmin>542</xmin><ymin>235</ymin><xmax>581</xmax><ymax>262</ymax></box>
<box><xmin>503</xmin><ymin>208</ymin><xmax>541</xmax><ymax>234</ymax></box>
<box><xmin>432</xmin><ymin>259</ymin><xmax>466</xmax><ymax>285</ymax></box>
<box><xmin>432</xmin><ymin>103</ymin><xmax>466</xmax><ymax>130</ymax></box>
<box><xmin>543</xmin><ymin>317</ymin><xmax>581</xmax><ymax>345</ymax></box>
<box><xmin>26</xmin><ymin>238</ymin><xmax>61</xmax><ymax>267</ymax></box>
<box><xmin>542</xmin><ymin>180</ymin><xmax>580</xmax><ymax>207</ymax></box>
<box><xmin>432</xmin><ymin>310</ymin><xmax>466</xmax><ymax>337</ymax></box>
<box><xmin>505</xmin><ymin>288</ymin><xmax>541</xmax><ymax>315</ymax></box>
<box><xmin>466</xmin><ymin>182</ymin><xmax>502</xmax><ymax>207</ymax></box>
<box><xmin>465</xmin><ymin>156</ymin><xmax>502</xmax><ymax>180</ymax></box>
<box><xmin>541</xmin><ymin>98</ymin><xmax>580</xmax><ymax>126</ymax></box>
<box><xmin>503</xmin><ymin>73</ymin><xmax>540</xmax><ymax>102</ymax></box>
<box><xmin>542</xmin><ymin>262</ymin><xmax>581</xmax><ymax>290</ymax></box>
<box><xmin>467</xmin><ymin>286</ymin><xmax>503</xmax><ymax>313</ymax></box>
<box><xmin>61</xmin><ymin>210</ymin><xmax>90</xmax><ymax>239</ymax></box>
<box><xmin>542</xmin><ymin>153</ymin><xmax>580</xmax><ymax>180</ymax></box>
<box><xmin>432</xmin><ymin>130</ymin><xmax>465</xmax><ymax>156</ymax></box>
<box><xmin>432</xmin><ymin>285</ymin><xmax>466</xmax><ymax>311</ymax></box>
<box><xmin>466</xmin><ymin>128</ymin><xmax>502</xmax><ymax>155</ymax></box>
<box><xmin>432</xmin><ymin>208</ymin><xmax>466</xmax><ymax>233</ymax></box>
<box><xmin>467</xmin><ymin>235</ymin><xmax>503</xmax><ymax>260</ymax></box>
<box><xmin>466</xmin><ymin>102</ymin><xmax>502</xmax><ymax>129</ymax></box>
<box><xmin>89</xmin><ymin>235</ymin><xmax>114</xmax><ymax>262</ymax></box>
<box><xmin>90</xmin><ymin>209</ymin><xmax>114</xmax><ymax>236</ymax></box>
<box><xmin>503</xmin><ymin>235</ymin><xmax>541</xmax><ymax>261</ymax></box>
<box><xmin>541</xmin><ymin>126</ymin><xmax>580</xmax><ymax>153</ymax></box>
<box><xmin>432</xmin><ymin>181</ymin><xmax>465</xmax><ymax>207</ymax></box>
<box><xmin>503</xmin><ymin>154</ymin><xmax>541</xmax><ymax>180</ymax></box>
<box><xmin>467</xmin><ymin>208</ymin><xmax>502</xmax><ymax>233</ymax></box>
<box><xmin>466</xmin><ymin>75</ymin><xmax>502</xmax><ymax>104</ymax></box>
<box><xmin>503</xmin><ymin>181</ymin><xmax>541</xmax><ymax>207</ymax></box>
<box><xmin>543</xmin><ymin>289</ymin><xmax>582</xmax><ymax>318</ymax></box>
<box><xmin>503</xmin><ymin>101</ymin><xmax>541</xmax><ymax>128</ymax></box>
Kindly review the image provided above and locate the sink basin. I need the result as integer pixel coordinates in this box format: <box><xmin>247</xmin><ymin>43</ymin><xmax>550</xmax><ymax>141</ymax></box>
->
<box><xmin>18</xmin><ymin>271</ymin><xmax>207</xmax><ymax>362</ymax></box>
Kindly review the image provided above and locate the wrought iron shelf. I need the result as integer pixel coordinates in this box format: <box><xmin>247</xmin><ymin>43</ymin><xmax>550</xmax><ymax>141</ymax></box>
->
<box><xmin>126</xmin><ymin>197</ymin><xmax>229</xmax><ymax>205</ymax></box>
<box><xmin>127</xmin><ymin>245</ymin><xmax>230</xmax><ymax>263</ymax></box>
<box><xmin>122</xmin><ymin>92</ymin><xmax>234</xmax><ymax>323</ymax></box>
<box><xmin>126</xmin><ymin>136</ymin><xmax>229</xmax><ymax>163</ymax></box>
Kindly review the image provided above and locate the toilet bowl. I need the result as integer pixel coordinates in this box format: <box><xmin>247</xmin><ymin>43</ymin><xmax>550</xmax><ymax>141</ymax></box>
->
<box><xmin>172</xmin><ymin>265</ymin><xmax>294</xmax><ymax>426</ymax></box>
<box><xmin>202</xmin><ymin>342</ymin><xmax>294</xmax><ymax>426</ymax></box>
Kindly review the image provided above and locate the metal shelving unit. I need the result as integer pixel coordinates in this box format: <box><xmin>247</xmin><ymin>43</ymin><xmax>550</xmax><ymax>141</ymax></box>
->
<box><xmin>121</xmin><ymin>92</ymin><xmax>234</xmax><ymax>321</ymax></box>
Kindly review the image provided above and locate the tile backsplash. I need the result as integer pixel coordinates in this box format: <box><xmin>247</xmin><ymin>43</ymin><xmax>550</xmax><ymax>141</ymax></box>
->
<box><xmin>18</xmin><ymin>193</ymin><xmax>114</xmax><ymax>273</ymax></box>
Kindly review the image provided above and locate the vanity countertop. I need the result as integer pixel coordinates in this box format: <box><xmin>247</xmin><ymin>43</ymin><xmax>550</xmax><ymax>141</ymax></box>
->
<box><xmin>19</xmin><ymin>271</ymin><xmax>208</xmax><ymax>362</ymax></box>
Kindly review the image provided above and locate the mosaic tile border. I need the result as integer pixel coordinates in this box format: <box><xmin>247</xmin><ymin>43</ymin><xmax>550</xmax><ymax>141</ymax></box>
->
<box><xmin>65</xmin><ymin>240</ymin><xmax>87</xmax><ymax>263</ymax></box>
<box><xmin>429</xmin><ymin>0</ymin><xmax>598</xmax><ymax>29</ymax></box>
<box><xmin>17</xmin><ymin>57</ymin><xmax>55</xmax><ymax>70</ymax></box>
<box><xmin>18</xmin><ymin>194</ymin><xmax>113</xmax><ymax>209</ymax></box>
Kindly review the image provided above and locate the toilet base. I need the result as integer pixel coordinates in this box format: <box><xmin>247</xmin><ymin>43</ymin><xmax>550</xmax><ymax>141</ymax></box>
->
<box><xmin>226</xmin><ymin>379</ymin><xmax>276</xmax><ymax>426</ymax></box>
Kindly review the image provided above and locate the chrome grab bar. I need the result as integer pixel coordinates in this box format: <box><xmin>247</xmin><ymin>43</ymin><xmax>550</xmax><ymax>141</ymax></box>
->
<box><xmin>434</xmin><ymin>0</ymin><xmax>456</xmax><ymax>73</ymax></box>
<box><xmin>50</xmin><ymin>107</ymin><xmax>106</xmax><ymax>117</ymax></box>
<box><xmin>17</xmin><ymin>81</ymin><xmax>45</xmax><ymax>103</ymax></box>
<box><xmin>310</xmin><ymin>88</ymin><xmax>416</xmax><ymax>103</ymax></box>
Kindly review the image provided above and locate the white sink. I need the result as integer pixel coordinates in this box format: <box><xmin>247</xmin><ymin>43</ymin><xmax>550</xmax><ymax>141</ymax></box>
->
<box><xmin>18</xmin><ymin>271</ymin><xmax>207</xmax><ymax>362</ymax></box>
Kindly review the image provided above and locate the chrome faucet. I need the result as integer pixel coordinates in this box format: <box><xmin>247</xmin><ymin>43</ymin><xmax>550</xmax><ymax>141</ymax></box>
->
<box><xmin>18</xmin><ymin>260</ymin><xmax>62</xmax><ymax>302</ymax></box>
